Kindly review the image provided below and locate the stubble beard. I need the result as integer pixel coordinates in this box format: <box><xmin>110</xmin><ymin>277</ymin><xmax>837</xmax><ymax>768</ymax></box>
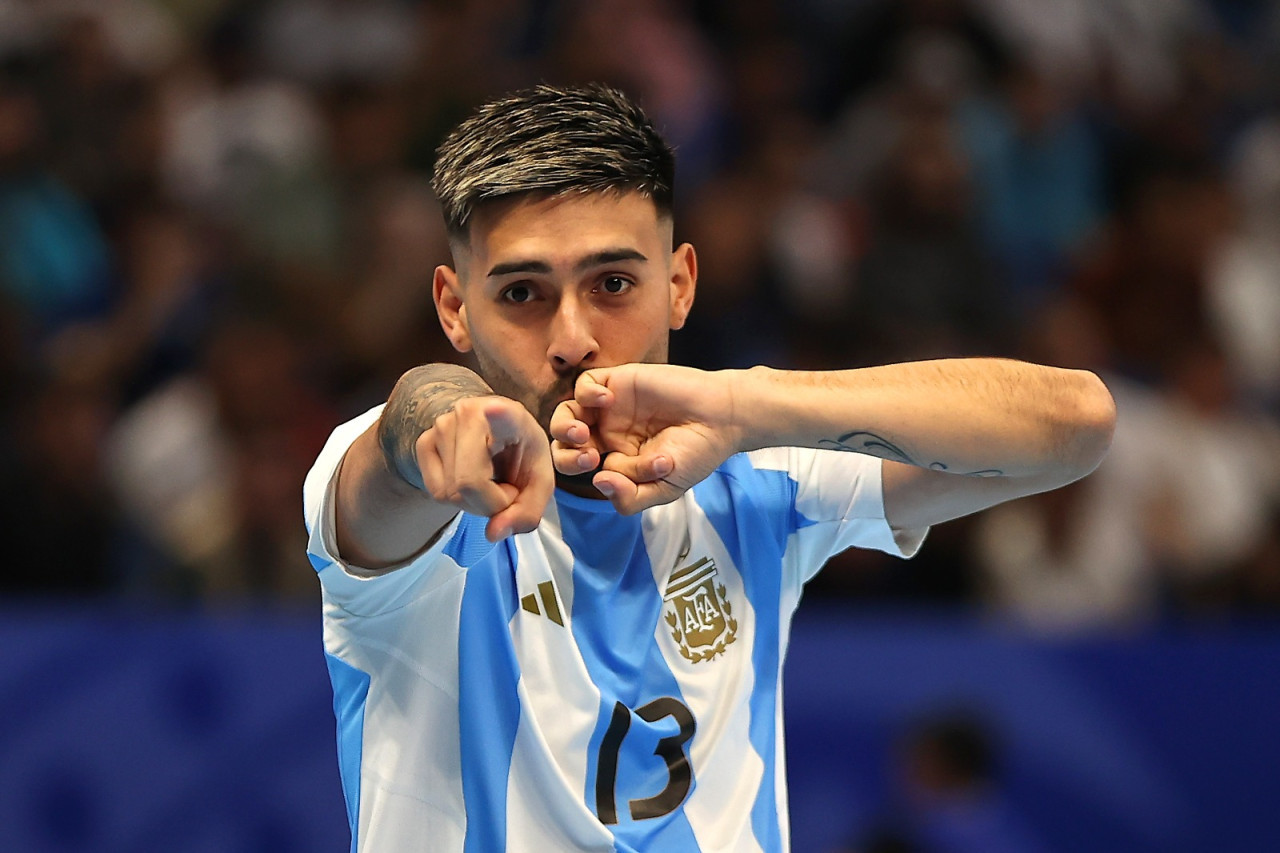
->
<box><xmin>471</xmin><ymin>339</ymin><xmax>669</xmax><ymax>436</ymax></box>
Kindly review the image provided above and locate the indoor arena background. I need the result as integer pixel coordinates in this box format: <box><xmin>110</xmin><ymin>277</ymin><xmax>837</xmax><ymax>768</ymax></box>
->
<box><xmin>3</xmin><ymin>1</ymin><xmax>1279</xmax><ymax>851</ymax></box>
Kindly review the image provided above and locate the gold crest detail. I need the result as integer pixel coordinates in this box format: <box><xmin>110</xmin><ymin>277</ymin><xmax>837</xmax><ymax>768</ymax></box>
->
<box><xmin>663</xmin><ymin>557</ymin><xmax>738</xmax><ymax>664</ymax></box>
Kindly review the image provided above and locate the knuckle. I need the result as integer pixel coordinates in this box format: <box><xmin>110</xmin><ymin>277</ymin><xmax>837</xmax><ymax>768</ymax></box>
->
<box><xmin>454</xmin><ymin>477</ymin><xmax>489</xmax><ymax>499</ymax></box>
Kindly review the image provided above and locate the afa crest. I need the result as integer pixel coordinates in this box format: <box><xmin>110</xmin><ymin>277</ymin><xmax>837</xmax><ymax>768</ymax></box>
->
<box><xmin>663</xmin><ymin>557</ymin><xmax>738</xmax><ymax>664</ymax></box>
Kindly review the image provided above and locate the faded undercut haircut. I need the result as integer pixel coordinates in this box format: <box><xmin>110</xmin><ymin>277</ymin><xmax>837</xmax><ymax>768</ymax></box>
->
<box><xmin>431</xmin><ymin>83</ymin><xmax>676</xmax><ymax>241</ymax></box>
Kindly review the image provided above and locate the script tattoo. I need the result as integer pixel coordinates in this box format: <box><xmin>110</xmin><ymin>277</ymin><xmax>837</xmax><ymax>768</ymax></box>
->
<box><xmin>378</xmin><ymin>364</ymin><xmax>492</xmax><ymax>490</ymax></box>
<box><xmin>818</xmin><ymin>430</ymin><xmax>1003</xmax><ymax>477</ymax></box>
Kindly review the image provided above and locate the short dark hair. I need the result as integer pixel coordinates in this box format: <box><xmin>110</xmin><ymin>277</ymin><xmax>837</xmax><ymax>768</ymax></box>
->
<box><xmin>431</xmin><ymin>83</ymin><xmax>675</xmax><ymax>239</ymax></box>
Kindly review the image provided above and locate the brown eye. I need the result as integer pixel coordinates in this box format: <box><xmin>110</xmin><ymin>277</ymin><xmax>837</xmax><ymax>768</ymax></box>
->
<box><xmin>600</xmin><ymin>276</ymin><xmax>633</xmax><ymax>295</ymax></box>
<box><xmin>501</xmin><ymin>284</ymin><xmax>535</xmax><ymax>303</ymax></box>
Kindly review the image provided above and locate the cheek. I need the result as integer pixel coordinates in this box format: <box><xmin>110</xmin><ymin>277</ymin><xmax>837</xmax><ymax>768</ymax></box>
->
<box><xmin>476</xmin><ymin>308</ymin><xmax>547</xmax><ymax>353</ymax></box>
<box><xmin>470</xmin><ymin>327</ymin><xmax>547</xmax><ymax>397</ymax></box>
<box><xmin>472</xmin><ymin>347</ymin><xmax>526</xmax><ymax>399</ymax></box>
<box><xmin>601</xmin><ymin>309</ymin><xmax>669</xmax><ymax>362</ymax></box>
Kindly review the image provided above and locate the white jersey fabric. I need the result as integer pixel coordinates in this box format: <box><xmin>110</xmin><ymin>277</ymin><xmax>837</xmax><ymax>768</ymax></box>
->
<box><xmin>304</xmin><ymin>406</ymin><xmax>925</xmax><ymax>852</ymax></box>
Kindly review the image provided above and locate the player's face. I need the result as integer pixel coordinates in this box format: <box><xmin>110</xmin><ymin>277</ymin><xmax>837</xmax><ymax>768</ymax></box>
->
<box><xmin>433</xmin><ymin>191</ymin><xmax>697</xmax><ymax>430</ymax></box>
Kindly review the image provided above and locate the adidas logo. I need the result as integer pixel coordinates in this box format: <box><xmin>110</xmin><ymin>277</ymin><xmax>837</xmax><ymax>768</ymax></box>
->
<box><xmin>520</xmin><ymin>580</ymin><xmax>564</xmax><ymax>626</ymax></box>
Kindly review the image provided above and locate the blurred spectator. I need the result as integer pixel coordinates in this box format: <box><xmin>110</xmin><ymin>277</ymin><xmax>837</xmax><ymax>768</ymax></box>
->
<box><xmin>848</xmin><ymin>110</ymin><xmax>1010</xmax><ymax>364</ymax></box>
<box><xmin>972</xmin><ymin>0</ymin><xmax>1214</xmax><ymax>110</ymax></box>
<box><xmin>838</xmin><ymin>708</ymin><xmax>1048</xmax><ymax>853</ymax></box>
<box><xmin>1232</xmin><ymin>506</ymin><xmax>1280</xmax><ymax>612</ymax></box>
<box><xmin>254</xmin><ymin>0</ymin><xmax>422</xmax><ymax>86</ymax></box>
<box><xmin>1071</xmin><ymin>165</ymin><xmax>1232</xmax><ymax>384</ymax></box>
<box><xmin>976</xmin><ymin>300</ymin><xmax>1280</xmax><ymax>629</ymax></box>
<box><xmin>0</xmin><ymin>74</ymin><xmax>113</xmax><ymax>332</ymax></box>
<box><xmin>46</xmin><ymin>197</ymin><xmax>229</xmax><ymax>402</ymax></box>
<box><xmin>818</xmin><ymin>0</ymin><xmax>1011</xmax><ymax>116</ymax></box>
<box><xmin>821</xmin><ymin>27</ymin><xmax>986</xmax><ymax>201</ymax></box>
<box><xmin>550</xmin><ymin>0</ymin><xmax>730</xmax><ymax>190</ymax></box>
<box><xmin>1205</xmin><ymin>115</ymin><xmax>1280</xmax><ymax>410</ymax></box>
<box><xmin>1</xmin><ymin>373</ymin><xmax>117</xmax><ymax>594</ymax></box>
<box><xmin>105</xmin><ymin>318</ymin><xmax>334</xmax><ymax>600</ymax></box>
<box><xmin>332</xmin><ymin>175</ymin><xmax>457</xmax><ymax>400</ymax></box>
<box><xmin>671</xmin><ymin>168</ymin><xmax>787</xmax><ymax>370</ymax></box>
<box><xmin>36</xmin><ymin>13</ymin><xmax>156</xmax><ymax>214</ymax></box>
<box><xmin>39</xmin><ymin>0</ymin><xmax>182</xmax><ymax>75</ymax></box>
<box><xmin>957</xmin><ymin>61</ymin><xmax>1103</xmax><ymax>307</ymax></box>
<box><xmin>1139</xmin><ymin>337</ymin><xmax>1280</xmax><ymax>614</ymax></box>
<box><xmin>894</xmin><ymin>709</ymin><xmax>1048</xmax><ymax>853</ymax></box>
<box><xmin>159</xmin><ymin>11</ymin><xmax>327</xmax><ymax>224</ymax></box>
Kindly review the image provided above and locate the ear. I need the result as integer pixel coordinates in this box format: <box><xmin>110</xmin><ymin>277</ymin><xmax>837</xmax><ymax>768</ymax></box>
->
<box><xmin>433</xmin><ymin>264</ymin><xmax>473</xmax><ymax>353</ymax></box>
<box><xmin>668</xmin><ymin>242</ymin><xmax>697</xmax><ymax>330</ymax></box>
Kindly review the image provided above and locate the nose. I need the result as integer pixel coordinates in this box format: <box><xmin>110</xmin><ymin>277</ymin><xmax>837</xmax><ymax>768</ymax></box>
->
<box><xmin>547</xmin><ymin>293</ymin><xmax>598</xmax><ymax>372</ymax></box>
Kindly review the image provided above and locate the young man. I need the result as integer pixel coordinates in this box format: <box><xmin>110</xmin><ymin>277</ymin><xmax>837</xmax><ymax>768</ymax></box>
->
<box><xmin>304</xmin><ymin>84</ymin><xmax>1115</xmax><ymax>852</ymax></box>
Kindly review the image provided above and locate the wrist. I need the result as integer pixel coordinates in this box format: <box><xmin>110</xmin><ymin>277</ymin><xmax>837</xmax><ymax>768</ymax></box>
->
<box><xmin>378</xmin><ymin>364</ymin><xmax>492</xmax><ymax>490</ymax></box>
<box><xmin>725</xmin><ymin>365</ymin><xmax>784</xmax><ymax>452</ymax></box>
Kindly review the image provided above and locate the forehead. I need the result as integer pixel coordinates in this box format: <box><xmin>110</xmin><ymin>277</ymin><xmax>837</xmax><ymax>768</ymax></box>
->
<box><xmin>459</xmin><ymin>191</ymin><xmax>670</xmax><ymax>268</ymax></box>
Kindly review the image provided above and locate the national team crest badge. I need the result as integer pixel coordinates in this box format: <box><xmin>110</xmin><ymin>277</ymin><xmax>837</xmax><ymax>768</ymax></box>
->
<box><xmin>663</xmin><ymin>557</ymin><xmax>738</xmax><ymax>663</ymax></box>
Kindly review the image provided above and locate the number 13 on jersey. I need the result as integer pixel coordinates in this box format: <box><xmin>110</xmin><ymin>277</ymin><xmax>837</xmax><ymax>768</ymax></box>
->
<box><xmin>594</xmin><ymin>697</ymin><xmax>697</xmax><ymax>824</ymax></box>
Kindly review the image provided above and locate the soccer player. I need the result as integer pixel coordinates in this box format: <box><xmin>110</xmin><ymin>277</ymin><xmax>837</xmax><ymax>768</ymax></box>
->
<box><xmin>303</xmin><ymin>84</ymin><xmax>1115</xmax><ymax>852</ymax></box>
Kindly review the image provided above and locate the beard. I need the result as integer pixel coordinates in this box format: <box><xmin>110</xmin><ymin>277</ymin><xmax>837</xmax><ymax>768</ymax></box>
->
<box><xmin>470</xmin><ymin>339</ymin><xmax>669</xmax><ymax>436</ymax></box>
<box><xmin>471</xmin><ymin>351</ymin><xmax>581</xmax><ymax>435</ymax></box>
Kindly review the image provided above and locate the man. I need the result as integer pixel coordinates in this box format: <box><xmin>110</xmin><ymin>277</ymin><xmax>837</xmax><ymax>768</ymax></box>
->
<box><xmin>303</xmin><ymin>84</ymin><xmax>1115</xmax><ymax>852</ymax></box>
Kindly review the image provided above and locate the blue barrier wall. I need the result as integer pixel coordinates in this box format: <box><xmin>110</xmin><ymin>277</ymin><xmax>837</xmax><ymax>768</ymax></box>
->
<box><xmin>785</xmin><ymin>607</ymin><xmax>1280</xmax><ymax>852</ymax></box>
<box><xmin>2</xmin><ymin>603</ymin><xmax>1276</xmax><ymax>852</ymax></box>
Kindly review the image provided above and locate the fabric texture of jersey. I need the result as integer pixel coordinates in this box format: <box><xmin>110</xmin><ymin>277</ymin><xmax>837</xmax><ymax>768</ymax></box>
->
<box><xmin>303</xmin><ymin>406</ymin><xmax>926</xmax><ymax>852</ymax></box>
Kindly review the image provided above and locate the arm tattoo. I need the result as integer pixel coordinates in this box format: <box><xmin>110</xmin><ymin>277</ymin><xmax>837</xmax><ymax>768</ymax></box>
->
<box><xmin>818</xmin><ymin>431</ymin><xmax>916</xmax><ymax>464</ymax></box>
<box><xmin>819</xmin><ymin>430</ymin><xmax>1003</xmax><ymax>477</ymax></box>
<box><xmin>377</xmin><ymin>364</ymin><xmax>492</xmax><ymax>490</ymax></box>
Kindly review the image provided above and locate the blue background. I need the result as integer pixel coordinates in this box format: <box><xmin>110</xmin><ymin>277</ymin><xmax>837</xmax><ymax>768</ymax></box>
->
<box><xmin>2</xmin><ymin>602</ymin><xmax>1276</xmax><ymax>852</ymax></box>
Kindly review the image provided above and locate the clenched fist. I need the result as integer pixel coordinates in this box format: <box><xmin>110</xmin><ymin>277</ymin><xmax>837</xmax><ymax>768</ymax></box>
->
<box><xmin>550</xmin><ymin>364</ymin><xmax>743</xmax><ymax>514</ymax></box>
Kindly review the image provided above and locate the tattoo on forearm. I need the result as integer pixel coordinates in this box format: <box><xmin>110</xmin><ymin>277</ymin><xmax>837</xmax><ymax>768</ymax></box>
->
<box><xmin>819</xmin><ymin>431</ymin><xmax>915</xmax><ymax>463</ymax></box>
<box><xmin>819</xmin><ymin>430</ymin><xmax>1003</xmax><ymax>477</ymax></box>
<box><xmin>378</xmin><ymin>364</ymin><xmax>492</xmax><ymax>489</ymax></box>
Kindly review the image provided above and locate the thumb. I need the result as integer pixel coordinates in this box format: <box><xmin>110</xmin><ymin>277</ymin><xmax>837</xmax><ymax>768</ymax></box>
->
<box><xmin>593</xmin><ymin>469</ymin><xmax>680</xmax><ymax>515</ymax></box>
<box><xmin>600</xmin><ymin>449</ymin><xmax>675</xmax><ymax>484</ymax></box>
<box><xmin>574</xmin><ymin>368</ymin><xmax>616</xmax><ymax>406</ymax></box>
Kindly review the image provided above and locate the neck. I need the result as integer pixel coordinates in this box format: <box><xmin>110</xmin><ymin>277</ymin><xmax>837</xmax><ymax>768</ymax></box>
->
<box><xmin>555</xmin><ymin>470</ymin><xmax>609</xmax><ymax>500</ymax></box>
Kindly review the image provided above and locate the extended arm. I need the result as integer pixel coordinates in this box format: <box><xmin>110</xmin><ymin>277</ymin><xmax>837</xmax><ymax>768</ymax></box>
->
<box><xmin>334</xmin><ymin>364</ymin><xmax>554</xmax><ymax>570</ymax></box>
<box><xmin>733</xmin><ymin>359</ymin><xmax>1116</xmax><ymax>529</ymax></box>
<box><xmin>550</xmin><ymin>359</ymin><xmax>1115</xmax><ymax>528</ymax></box>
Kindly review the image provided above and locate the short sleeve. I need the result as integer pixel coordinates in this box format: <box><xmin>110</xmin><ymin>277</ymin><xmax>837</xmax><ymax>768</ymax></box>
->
<box><xmin>746</xmin><ymin>446</ymin><xmax>927</xmax><ymax>586</ymax></box>
<box><xmin>302</xmin><ymin>405</ymin><xmax>469</xmax><ymax>616</ymax></box>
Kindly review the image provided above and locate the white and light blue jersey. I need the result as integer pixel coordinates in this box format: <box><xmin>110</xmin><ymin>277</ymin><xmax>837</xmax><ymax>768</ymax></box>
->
<box><xmin>304</xmin><ymin>407</ymin><xmax>925</xmax><ymax>852</ymax></box>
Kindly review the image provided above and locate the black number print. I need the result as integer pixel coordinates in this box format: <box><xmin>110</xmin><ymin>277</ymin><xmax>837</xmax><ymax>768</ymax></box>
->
<box><xmin>594</xmin><ymin>697</ymin><xmax>697</xmax><ymax>824</ymax></box>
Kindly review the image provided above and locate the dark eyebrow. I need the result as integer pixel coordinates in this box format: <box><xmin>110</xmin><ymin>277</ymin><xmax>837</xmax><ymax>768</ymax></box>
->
<box><xmin>572</xmin><ymin>248</ymin><xmax>648</xmax><ymax>273</ymax></box>
<box><xmin>487</xmin><ymin>259</ymin><xmax>552</xmax><ymax>277</ymax></box>
<box><xmin>486</xmin><ymin>248</ymin><xmax>648</xmax><ymax>279</ymax></box>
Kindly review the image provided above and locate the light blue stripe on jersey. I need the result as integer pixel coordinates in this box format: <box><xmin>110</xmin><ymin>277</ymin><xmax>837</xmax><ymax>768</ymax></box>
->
<box><xmin>325</xmin><ymin>652</ymin><xmax>371</xmax><ymax>853</ymax></box>
<box><xmin>556</xmin><ymin>494</ymin><xmax>702</xmax><ymax>853</ymax></box>
<box><xmin>450</xmin><ymin>515</ymin><xmax>523</xmax><ymax>853</ymax></box>
<box><xmin>692</xmin><ymin>455</ymin><xmax>808</xmax><ymax>853</ymax></box>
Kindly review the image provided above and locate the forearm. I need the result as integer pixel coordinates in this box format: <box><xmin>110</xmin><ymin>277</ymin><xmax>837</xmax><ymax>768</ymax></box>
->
<box><xmin>335</xmin><ymin>364</ymin><xmax>493</xmax><ymax>568</ymax></box>
<box><xmin>733</xmin><ymin>359</ymin><xmax>1116</xmax><ymax>482</ymax></box>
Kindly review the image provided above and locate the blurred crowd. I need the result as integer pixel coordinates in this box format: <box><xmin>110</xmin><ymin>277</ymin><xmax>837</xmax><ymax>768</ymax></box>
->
<box><xmin>2</xmin><ymin>0</ymin><xmax>1279</xmax><ymax>628</ymax></box>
